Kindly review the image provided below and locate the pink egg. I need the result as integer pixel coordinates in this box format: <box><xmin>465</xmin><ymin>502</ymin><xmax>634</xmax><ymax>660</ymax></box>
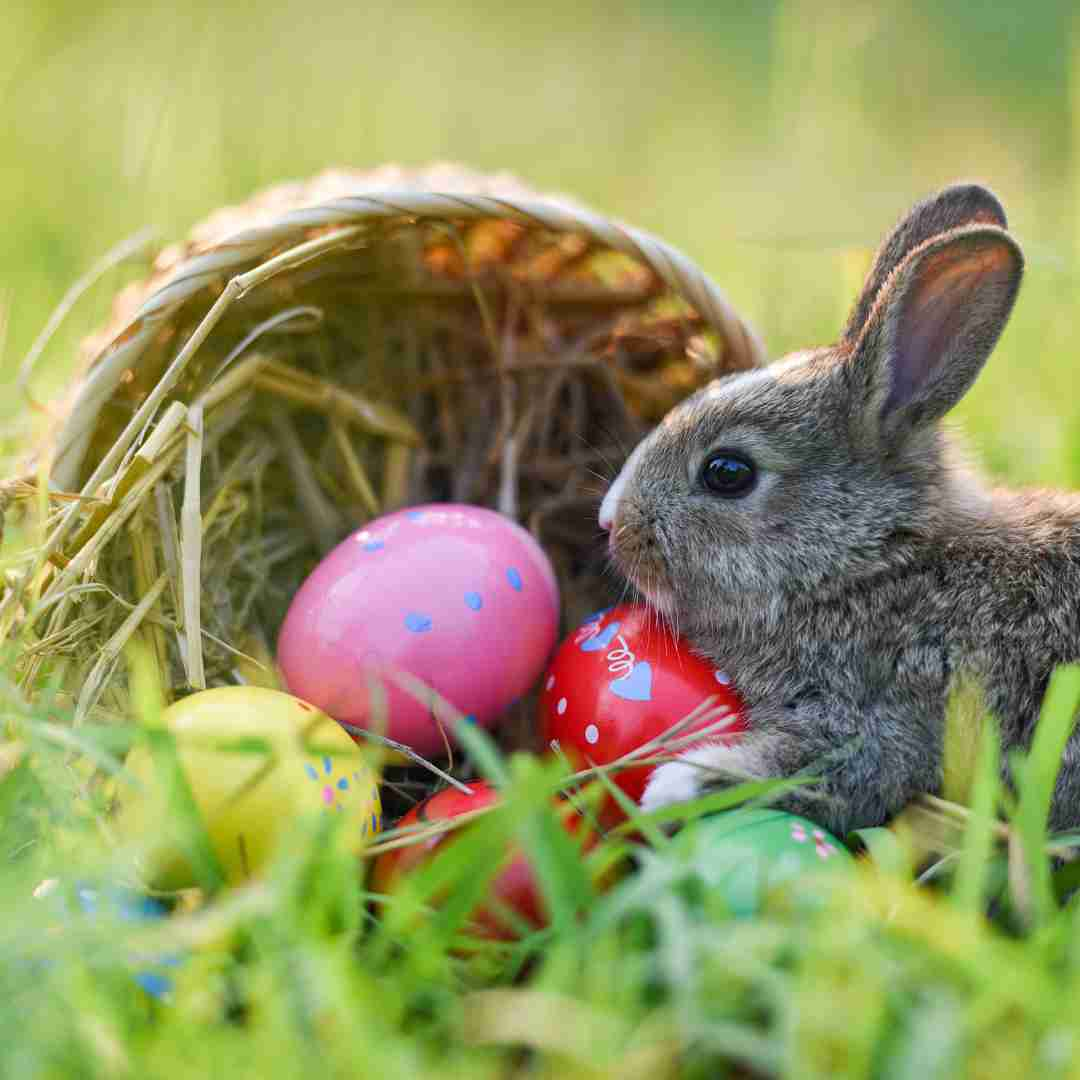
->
<box><xmin>277</xmin><ymin>504</ymin><xmax>560</xmax><ymax>756</ymax></box>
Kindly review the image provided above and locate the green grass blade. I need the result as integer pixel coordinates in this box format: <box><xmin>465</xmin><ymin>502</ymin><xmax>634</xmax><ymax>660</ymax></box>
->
<box><xmin>142</xmin><ymin>728</ymin><xmax>226</xmax><ymax>891</ymax></box>
<box><xmin>1011</xmin><ymin>664</ymin><xmax>1080</xmax><ymax>928</ymax></box>
<box><xmin>507</xmin><ymin>756</ymin><xmax>594</xmax><ymax>934</ymax></box>
<box><xmin>610</xmin><ymin>776</ymin><xmax>810</xmax><ymax>837</ymax></box>
<box><xmin>850</xmin><ymin>826</ymin><xmax>911</xmax><ymax>879</ymax></box>
<box><xmin>953</xmin><ymin>715</ymin><xmax>1002</xmax><ymax>914</ymax></box>
<box><xmin>452</xmin><ymin>716</ymin><xmax>509</xmax><ymax>787</ymax></box>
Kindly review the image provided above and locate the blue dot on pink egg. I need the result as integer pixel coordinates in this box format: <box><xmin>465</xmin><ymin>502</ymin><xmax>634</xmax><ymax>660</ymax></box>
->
<box><xmin>362</xmin><ymin>539</ymin><xmax>385</xmax><ymax>552</ymax></box>
<box><xmin>464</xmin><ymin>591</ymin><xmax>482</xmax><ymax>611</ymax></box>
<box><xmin>506</xmin><ymin>567</ymin><xmax>523</xmax><ymax>591</ymax></box>
<box><xmin>405</xmin><ymin>612</ymin><xmax>432</xmax><ymax>633</ymax></box>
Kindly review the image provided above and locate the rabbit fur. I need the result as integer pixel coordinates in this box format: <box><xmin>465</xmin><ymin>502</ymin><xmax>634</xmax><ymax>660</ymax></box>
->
<box><xmin>601</xmin><ymin>183</ymin><xmax>1080</xmax><ymax>835</ymax></box>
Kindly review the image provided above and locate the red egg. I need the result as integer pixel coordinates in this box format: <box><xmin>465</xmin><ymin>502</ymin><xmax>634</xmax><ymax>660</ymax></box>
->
<box><xmin>539</xmin><ymin>604</ymin><xmax>747</xmax><ymax>814</ymax></box>
<box><xmin>370</xmin><ymin>781</ymin><xmax>592</xmax><ymax>939</ymax></box>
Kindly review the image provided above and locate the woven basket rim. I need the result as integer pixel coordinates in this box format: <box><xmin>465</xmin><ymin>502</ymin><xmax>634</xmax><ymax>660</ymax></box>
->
<box><xmin>50</xmin><ymin>184</ymin><xmax>766</xmax><ymax>492</ymax></box>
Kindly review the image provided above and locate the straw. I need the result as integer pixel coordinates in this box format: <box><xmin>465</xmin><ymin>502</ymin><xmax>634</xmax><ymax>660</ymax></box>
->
<box><xmin>0</xmin><ymin>163</ymin><xmax>766</xmax><ymax>809</ymax></box>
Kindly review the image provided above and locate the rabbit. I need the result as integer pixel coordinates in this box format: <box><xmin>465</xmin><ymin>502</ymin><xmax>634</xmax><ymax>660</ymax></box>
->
<box><xmin>599</xmin><ymin>182</ymin><xmax>1080</xmax><ymax>836</ymax></box>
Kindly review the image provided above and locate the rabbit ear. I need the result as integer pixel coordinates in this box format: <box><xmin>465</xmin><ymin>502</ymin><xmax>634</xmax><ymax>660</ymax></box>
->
<box><xmin>842</xmin><ymin>184</ymin><xmax>1008</xmax><ymax>343</ymax></box>
<box><xmin>847</xmin><ymin>224</ymin><xmax>1022</xmax><ymax>444</ymax></box>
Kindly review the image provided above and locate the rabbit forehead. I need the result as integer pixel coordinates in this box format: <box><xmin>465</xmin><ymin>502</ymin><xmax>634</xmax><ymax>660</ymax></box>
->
<box><xmin>664</xmin><ymin>348</ymin><xmax>841</xmax><ymax>453</ymax></box>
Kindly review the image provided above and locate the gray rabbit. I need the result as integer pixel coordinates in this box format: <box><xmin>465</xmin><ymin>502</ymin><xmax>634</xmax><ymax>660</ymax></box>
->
<box><xmin>600</xmin><ymin>183</ymin><xmax>1080</xmax><ymax>835</ymax></box>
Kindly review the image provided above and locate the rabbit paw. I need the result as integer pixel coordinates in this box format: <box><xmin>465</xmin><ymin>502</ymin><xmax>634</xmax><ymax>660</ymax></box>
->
<box><xmin>640</xmin><ymin>742</ymin><xmax>754</xmax><ymax>812</ymax></box>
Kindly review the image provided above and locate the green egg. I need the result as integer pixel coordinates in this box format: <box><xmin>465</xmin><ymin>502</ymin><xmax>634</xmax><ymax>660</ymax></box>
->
<box><xmin>673</xmin><ymin>808</ymin><xmax>855</xmax><ymax>917</ymax></box>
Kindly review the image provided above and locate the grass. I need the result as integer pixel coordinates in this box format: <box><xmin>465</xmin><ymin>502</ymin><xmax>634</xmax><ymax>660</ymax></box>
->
<box><xmin>7</xmin><ymin>0</ymin><xmax>1080</xmax><ymax>1076</ymax></box>
<box><xmin>5</xmin><ymin>670</ymin><xmax>1080</xmax><ymax>1078</ymax></box>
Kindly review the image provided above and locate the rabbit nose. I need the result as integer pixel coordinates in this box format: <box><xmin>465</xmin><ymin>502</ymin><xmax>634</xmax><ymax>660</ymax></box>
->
<box><xmin>599</xmin><ymin>472</ymin><xmax>627</xmax><ymax>531</ymax></box>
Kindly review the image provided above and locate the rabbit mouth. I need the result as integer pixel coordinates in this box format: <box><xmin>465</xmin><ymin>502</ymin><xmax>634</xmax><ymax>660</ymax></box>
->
<box><xmin>608</xmin><ymin>533</ymin><xmax>676</xmax><ymax>616</ymax></box>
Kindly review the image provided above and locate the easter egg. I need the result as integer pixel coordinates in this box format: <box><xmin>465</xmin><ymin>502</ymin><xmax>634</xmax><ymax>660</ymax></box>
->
<box><xmin>540</xmin><ymin>604</ymin><xmax>747</xmax><ymax>811</ymax></box>
<box><xmin>73</xmin><ymin>886</ymin><xmax>183</xmax><ymax>999</ymax></box>
<box><xmin>370</xmin><ymin>781</ymin><xmax>592</xmax><ymax>939</ymax></box>
<box><xmin>278</xmin><ymin>504</ymin><xmax>560</xmax><ymax>757</ymax></box>
<box><xmin>115</xmin><ymin>687</ymin><xmax>381</xmax><ymax>888</ymax></box>
<box><xmin>671</xmin><ymin>809</ymin><xmax>855</xmax><ymax>917</ymax></box>
<box><xmin>34</xmin><ymin>880</ymin><xmax>183</xmax><ymax>1000</ymax></box>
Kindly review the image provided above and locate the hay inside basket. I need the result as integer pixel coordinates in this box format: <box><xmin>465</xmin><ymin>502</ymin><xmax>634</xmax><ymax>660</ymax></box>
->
<box><xmin>0</xmin><ymin>164</ymin><xmax>764</xmax><ymax>790</ymax></box>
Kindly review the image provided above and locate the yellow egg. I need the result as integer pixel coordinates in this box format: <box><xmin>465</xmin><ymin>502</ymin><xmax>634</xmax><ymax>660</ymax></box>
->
<box><xmin>115</xmin><ymin>686</ymin><xmax>381</xmax><ymax>888</ymax></box>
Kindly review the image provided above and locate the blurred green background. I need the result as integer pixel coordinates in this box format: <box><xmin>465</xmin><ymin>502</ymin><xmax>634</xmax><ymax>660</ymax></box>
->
<box><xmin>3</xmin><ymin>0</ymin><xmax>1078</xmax><ymax>483</ymax></box>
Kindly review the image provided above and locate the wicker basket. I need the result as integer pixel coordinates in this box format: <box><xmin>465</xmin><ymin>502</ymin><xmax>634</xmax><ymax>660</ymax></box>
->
<box><xmin>0</xmin><ymin>164</ymin><xmax>764</xmax><ymax>747</ymax></box>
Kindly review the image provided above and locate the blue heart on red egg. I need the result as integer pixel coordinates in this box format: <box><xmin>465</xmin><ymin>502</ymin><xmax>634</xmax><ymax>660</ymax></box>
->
<box><xmin>580</xmin><ymin>622</ymin><xmax>621</xmax><ymax>653</ymax></box>
<box><xmin>609</xmin><ymin>661</ymin><xmax>653</xmax><ymax>702</ymax></box>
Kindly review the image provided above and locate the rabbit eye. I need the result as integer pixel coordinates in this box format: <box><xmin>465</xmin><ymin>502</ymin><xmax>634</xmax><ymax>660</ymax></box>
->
<box><xmin>701</xmin><ymin>452</ymin><xmax>757</xmax><ymax>498</ymax></box>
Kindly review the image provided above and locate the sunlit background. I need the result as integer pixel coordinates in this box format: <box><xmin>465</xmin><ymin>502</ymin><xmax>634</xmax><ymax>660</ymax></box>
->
<box><xmin>3</xmin><ymin>0</ymin><xmax>1078</xmax><ymax>482</ymax></box>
